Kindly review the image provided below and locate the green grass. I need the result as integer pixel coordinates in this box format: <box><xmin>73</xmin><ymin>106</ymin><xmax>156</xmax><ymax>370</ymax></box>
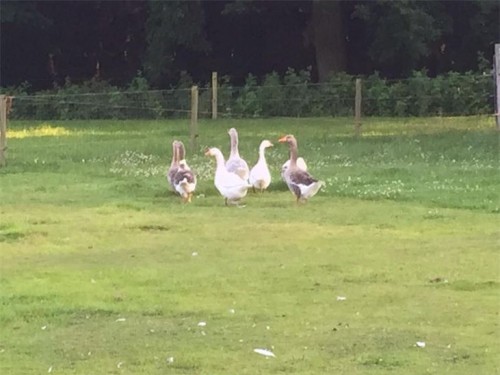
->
<box><xmin>0</xmin><ymin>117</ymin><xmax>499</xmax><ymax>374</ymax></box>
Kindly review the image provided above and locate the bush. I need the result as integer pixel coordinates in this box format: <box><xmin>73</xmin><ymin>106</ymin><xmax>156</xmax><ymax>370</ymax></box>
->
<box><xmin>1</xmin><ymin>69</ymin><xmax>494</xmax><ymax>120</ymax></box>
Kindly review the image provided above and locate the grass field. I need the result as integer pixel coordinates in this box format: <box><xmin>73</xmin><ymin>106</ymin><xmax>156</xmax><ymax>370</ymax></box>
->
<box><xmin>0</xmin><ymin>116</ymin><xmax>498</xmax><ymax>374</ymax></box>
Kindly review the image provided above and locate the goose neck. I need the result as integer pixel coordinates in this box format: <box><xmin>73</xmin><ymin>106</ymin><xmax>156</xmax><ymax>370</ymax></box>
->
<box><xmin>171</xmin><ymin>143</ymin><xmax>179</xmax><ymax>166</ymax></box>
<box><xmin>213</xmin><ymin>151</ymin><xmax>226</xmax><ymax>170</ymax></box>
<box><xmin>258</xmin><ymin>146</ymin><xmax>267</xmax><ymax>162</ymax></box>
<box><xmin>230</xmin><ymin>133</ymin><xmax>240</xmax><ymax>157</ymax></box>
<box><xmin>289</xmin><ymin>140</ymin><xmax>298</xmax><ymax>167</ymax></box>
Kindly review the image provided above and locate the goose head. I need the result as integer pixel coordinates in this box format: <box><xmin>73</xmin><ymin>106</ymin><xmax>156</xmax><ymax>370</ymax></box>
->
<box><xmin>204</xmin><ymin>148</ymin><xmax>217</xmax><ymax>157</ymax></box>
<box><xmin>278</xmin><ymin>134</ymin><xmax>297</xmax><ymax>146</ymax></box>
<box><xmin>260</xmin><ymin>140</ymin><xmax>274</xmax><ymax>149</ymax></box>
<box><xmin>228</xmin><ymin>128</ymin><xmax>238</xmax><ymax>137</ymax></box>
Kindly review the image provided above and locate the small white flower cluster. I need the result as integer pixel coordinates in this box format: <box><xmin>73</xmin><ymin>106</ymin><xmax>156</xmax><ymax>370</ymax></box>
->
<box><xmin>110</xmin><ymin>150</ymin><xmax>164</xmax><ymax>177</ymax></box>
<box><xmin>325</xmin><ymin>176</ymin><xmax>411</xmax><ymax>198</ymax></box>
<box><xmin>427</xmin><ymin>179</ymin><xmax>482</xmax><ymax>192</ymax></box>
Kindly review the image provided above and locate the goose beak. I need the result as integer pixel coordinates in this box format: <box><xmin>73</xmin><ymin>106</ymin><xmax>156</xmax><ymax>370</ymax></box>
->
<box><xmin>278</xmin><ymin>136</ymin><xmax>287</xmax><ymax>143</ymax></box>
<box><xmin>204</xmin><ymin>149</ymin><xmax>211</xmax><ymax>157</ymax></box>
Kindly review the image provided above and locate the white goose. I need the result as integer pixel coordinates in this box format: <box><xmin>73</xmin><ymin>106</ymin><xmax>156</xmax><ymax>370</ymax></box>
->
<box><xmin>205</xmin><ymin>147</ymin><xmax>252</xmax><ymax>206</ymax></box>
<box><xmin>225</xmin><ymin>128</ymin><xmax>250</xmax><ymax>181</ymax></box>
<box><xmin>173</xmin><ymin>159</ymin><xmax>197</xmax><ymax>203</ymax></box>
<box><xmin>249</xmin><ymin>140</ymin><xmax>273</xmax><ymax>192</ymax></box>
<box><xmin>167</xmin><ymin>140</ymin><xmax>181</xmax><ymax>190</ymax></box>
<box><xmin>278</xmin><ymin>134</ymin><xmax>324</xmax><ymax>203</ymax></box>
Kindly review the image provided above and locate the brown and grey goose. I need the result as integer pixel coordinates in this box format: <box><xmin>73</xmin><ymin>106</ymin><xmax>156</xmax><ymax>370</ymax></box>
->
<box><xmin>278</xmin><ymin>134</ymin><xmax>324</xmax><ymax>203</ymax></box>
<box><xmin>173</xmin><ymin>155</ymin><xmax>197</xmax><ymax>203</ymax></box>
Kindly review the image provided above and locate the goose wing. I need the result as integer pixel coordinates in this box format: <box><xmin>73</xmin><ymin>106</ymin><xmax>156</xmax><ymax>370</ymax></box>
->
<box><xmin>288</xmin><ymin>169</ymin><xmax>318</xmax><ymax>186</ymax></box>
<box><xmin>174</xmin><ymin>169</ymin><xmax>196</xmax><ymax>185</ymax></box>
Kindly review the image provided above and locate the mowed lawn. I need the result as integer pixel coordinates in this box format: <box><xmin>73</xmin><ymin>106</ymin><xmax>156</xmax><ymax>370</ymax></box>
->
<box><xmin>0</xmin><ymin>117</ymin><xmax>498</xmax><ymax>374</ymax></box>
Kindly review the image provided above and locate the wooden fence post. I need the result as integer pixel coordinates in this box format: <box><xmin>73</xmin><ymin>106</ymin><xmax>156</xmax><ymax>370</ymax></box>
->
<box><xmin>190</xmin><ymin>86</ymin><xmax>199</xmax><ymax>151</ymax></box>
<box><xmin>494</xmin><ymin>43</ymin><xmax>500</xmax><ymax>131</ymax></box>
<box><xmin>0</xmin><ymin>95</ymin><xmax>8</xmax><ymax>167</ymax></box>
<box><xmin>354</xmin><ymin>78</ymin><xmax>362</xmax><ymax>136</ymax></box>
<box><xmin>212</xmin><ymin>72</ymin><xmax>218</xmax><ymax>120</ymax></box>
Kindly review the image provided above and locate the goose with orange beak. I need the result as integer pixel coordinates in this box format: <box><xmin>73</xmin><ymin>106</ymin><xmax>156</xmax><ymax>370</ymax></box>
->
<box><xmin>278</xmin><ymin>134</ymin><xmax>324</xmax><ymax>203</ymax></box>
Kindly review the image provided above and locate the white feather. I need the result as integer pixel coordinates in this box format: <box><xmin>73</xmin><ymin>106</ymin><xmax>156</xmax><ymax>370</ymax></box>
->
<box><xmin>249</xmin><ymin>140</ymin><xmax>273</xmax><ymax>191</ymax></box>
<box><xmin>253</xmin><ymin>348</ymin><xmax>276</xmax><ymax>357</ymax></box>
<box><xmin>206</xmin><ymin>147</ymin><xmax>252</xmax><ymax>204</ymax></box>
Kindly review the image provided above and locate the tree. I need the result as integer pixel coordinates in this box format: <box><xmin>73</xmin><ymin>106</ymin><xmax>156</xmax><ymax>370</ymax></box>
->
<box><xmin>0</xmin><ymin>1</ymin><xmax>52</xmax><ymax>88</ymax></box>
<box><xmin>308</xmin><ymin>0</ymin><xmax>347</xmax><ymax>81</ymax></box>
<box><xmin>352</xmin><ymin>1</ymin><xmax>443</xmax><ymax>77</ymax></box>
<box><xmin>437</xmin><ymin>0</ymin><xmax>499</xmax><ymax>73</ymax></box>
<box><xmin>1</xmin><ymin>1</ymin><xmax>147</xmax><ymax>89</ymax></box>
<box><xmin>143</xmin><ymin>0</ymin><xmax>209</xmax><ymax>86</ymax></box>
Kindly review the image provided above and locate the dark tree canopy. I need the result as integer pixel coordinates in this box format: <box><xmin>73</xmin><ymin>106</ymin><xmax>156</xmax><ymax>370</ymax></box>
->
<box><xmin>1</xmin><ymin>0</ymin><xmax>498</xmax><ymax>89</ymax></box>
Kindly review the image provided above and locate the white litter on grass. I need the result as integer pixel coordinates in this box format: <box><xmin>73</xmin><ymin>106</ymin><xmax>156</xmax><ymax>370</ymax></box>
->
<box><xmin>117</xmin><ymin>361</ymin><xmax>124</xmax><ymax>368</ymax></box>
<box><xmin>229</xmin><ymin>308</ymin><xmax>235</xmax><ymax>314</ymax></box>
<box><xmin>197</xmin><ymin>321</ymin><xmax>206</xmax><ymax>327</ymax></box>
<box><xmin>48</xmin><ymin>366</ymin><xmax>53</xmax><ymax>373</ymax></box>
<box><xmin>41</xmin><ymin>325</ymin><xmax>47</xmax><ymax>330</ymax></box>
<box><xmin>201</xmin><ymin>331</ymin><xmax>206</xmax><ymax>336</ymax></box>
<box><xmin>166</xmin><ymin>356</ymin><xmax>174</xmax><ymax>364</ymax></box>
<box><xmin>416</xmin><ymin>341</ymin><xmax>426</xmax><ymax>348</ymax></box>
<box><xmin>192</xmin><ymin>252</ymin><xmax>198</xmax><ymax>257</ymax></box>
<box><xmin>266</xmin><ymin>326</ymin><xmax>270</xmax><ymax>330</ymax></box>
<box><xmin>254</xmin><ymin>348</ymin><xmax>276</xmax><ymax>358</ymax></box>
<box><xmin>115</xmin><ymin>318</ymin><xmax>126</xmax><ymax>322</ymax></box>
<box><xmin>336</xmin><ymin>296</ymin><xmax>347</xmax><ymax>301</ymax></box>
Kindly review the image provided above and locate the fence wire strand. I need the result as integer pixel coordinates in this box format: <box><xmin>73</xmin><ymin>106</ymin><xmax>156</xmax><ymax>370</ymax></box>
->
<box><xmin>5</xmin><ymin>74</ymin><xmax>494</xmax><ymax>120</ymax></box>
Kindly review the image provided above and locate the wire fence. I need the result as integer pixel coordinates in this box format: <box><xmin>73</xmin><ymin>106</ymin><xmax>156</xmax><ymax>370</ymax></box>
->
<box><xmin>4</xmin><ymin>73</ymin><xmax>495</xmax><ymax>120</ymax></box>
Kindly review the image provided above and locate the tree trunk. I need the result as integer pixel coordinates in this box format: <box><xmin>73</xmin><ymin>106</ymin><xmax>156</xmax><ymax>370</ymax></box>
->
<box><xmin>311</xmin><ymin>0</ymin><xmax>346</xmax><ymax>81</ymax></box>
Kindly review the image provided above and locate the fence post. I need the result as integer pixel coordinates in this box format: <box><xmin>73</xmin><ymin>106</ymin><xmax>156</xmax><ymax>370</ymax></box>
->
<box><xmin>495</xmin><ymin>43</ymin><xmax>500</xmax><ymax>131</ymax></box>
<box><xmin>0</xmin><ymin>95</ymin><xmax>8</xmax><ymax>167</ymax></box>
<box><xmin>190</xmin><ymin>85</ymin><xmax>199</xmax><ymax>151</ymax></box>
<box><xmin>354</xmin><ymin>78</ymin><xmax>362</xmax><ymax>136</ymax></box>
<box><xmin>212</xmin><ymin>72</ymin><xmax>218</xmax><ymax>120</ymax></box>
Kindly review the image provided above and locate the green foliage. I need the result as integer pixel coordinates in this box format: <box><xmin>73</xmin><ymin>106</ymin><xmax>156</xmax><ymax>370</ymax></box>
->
<box><xmin>0</xmin><ymin>1</ymin><xmax>51</xmax><ymax>27</ymax></box>
<box><xmin>218</xmin><ymin>69</ymin><xmax>492</xmax><ymax>118</ymax></box>
<box><xmin>320</xmin><ymin>72</ymin><xmax>356</xmax><ymax>116</ymax></box>
<box><xmin>5</xmin><ymin>73</ymin><xmax>195</xmax><ymax>120</ymax></box>
<box><xmin>353</xmin><ymin>1</ymin><xmax>443</xmax><ymax>76</ymax></box>
<box><xmin>260</xmin><ymin>72</ymin><xmax>285</xmax><ymax>116</ymax></box>
<box><xmin>2</xmin><ymin>69</ymin><xmax>493</xmax><ymax>120</ymax></box>
<box><xmin>232</xmin><ymin>74</ymin><xmax>261</xmax><ymax>117</ymax></box>
<box><xmin>144</xmin><ymin>1</ymin><xmax>209</xmax><ymax>86</ymax></box>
